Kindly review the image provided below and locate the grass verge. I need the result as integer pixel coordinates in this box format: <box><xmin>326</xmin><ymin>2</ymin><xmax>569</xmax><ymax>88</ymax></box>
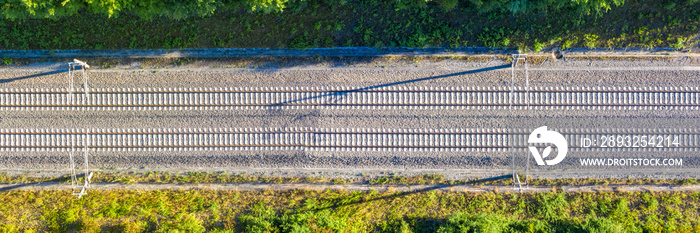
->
<box><xmin>2</xmin><ymin>172</ymin><xmax>699</xmax><ymax>187</ymax></box>
<box><xmin>1</xmin><ymin>189</ymin><xmax>700</xmax><ymax>232</ymax></box>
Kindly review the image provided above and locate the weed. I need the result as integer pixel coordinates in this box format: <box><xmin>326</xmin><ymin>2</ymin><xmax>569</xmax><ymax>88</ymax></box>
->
<box><xmin>436</xmin><ymin>0</ymin><xmax>459</xmax><ymax>12</ymax></box>
<box><xmin>672</xmin><ymin>38</ymin><xmax>686</xmax><ymax>50</ymax></box>
<box><xmin>584</xmin><ymin>34</ymin><xmax>599</xmax><ymax>48</ymax></box>
<box><xmin>478</xmin><ymin>27</ymin><xmax>511</xmax><ymax>48</ymax></box>
<box><xmin>533</xmin><ymin>40</ymin><xmax>546</xmax><ymax>52</ymax></box>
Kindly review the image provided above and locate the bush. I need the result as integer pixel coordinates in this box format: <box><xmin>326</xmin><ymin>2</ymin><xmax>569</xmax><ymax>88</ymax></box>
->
<box><xmin>533</xmin><ymin>40</ymin><xmax>546</xmax><ymax>52</ymax></box>
<box><xmin>478</xmin><ymin>27</ymin><xmax>511</xmax><ymax>48</ymax></box>
<box><xmin>288</xmin><ymin>35</ymin><xmax>316</xmax><ymax>49</ymax></box>
<box><xmin>77</xmin><ymin>217</ymin><xmax>101</xmax><ymax>233</ymax></box>
<box><xmin>0</xmin><ymin>224</ymin><xmax>18</xmax><ymax>233</ymax></box>
<box><xmin>158</xmin><ymin>213</ymin><xmax>206</xmax><ymax>233</ymax></box>
<box><xmin>583</xmin><ymin>34</ymin><xmax>599</xmax><ymax>48</ymax></box>
<box><xmin>437</xmin><ymin>213</ymin><xmax>514</xmax><ymax>233</ymax></box>
<box><xmin>437</xmin><ymin>0</ymin><xmax>459</xmax><ymax>12</ymax></box>
<box><xmin>672</xmin><ymin>38</ymin><xmax>686</xmax><ymax>50</ymax></box>
<box><xmin>561</xmin><ymin>38</ymin><xmax>576</xmax><ymax>50</ymax></box>
<box><xmin>582</xmin><ymin>217</ymin><xmax>625</xmax><ymax>233</ymax></box>
<box><xmin>280</xmin><ymin>210</ymin><xmax>347</xmax><ymax>232</ymax></box>
<box><xmin>117</xmin><ymin>219</ymin><xmax>148</xmax><ymax>233</ymax></box>
<box><xmin>511</xmin><ymin>219</ymin><xmax>551</xmax><ymax>233</ymax></box>
<box><xmin>238</xmin><ymin>203</ymin><xmax>278</xmax><ymax>233</ymax></box>
<box><xmin>0</xmin><ymin>0</ymin><xmax>285</xmax><ymax>20</ymax></box>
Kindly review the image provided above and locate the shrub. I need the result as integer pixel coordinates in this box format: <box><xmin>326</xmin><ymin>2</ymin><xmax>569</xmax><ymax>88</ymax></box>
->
<box><xmin>582</xmin><ymin>217</ymin><xmax>625</xmax><ymax>233</ymax></box>
<box><xmin>533</xmin><ymin>40</ymin><xmax>546</xmax><ymax>52</ymax></box>
<box><xmin>288</xmin><ymin>35</ymin><xmax>316</xmax><ymax>49</ymax></box>
<box><xmin>672</xmin><ymin>38</ymin><xmax>686</xmax><ymax>50</ymax></box>
<box><xmin>477</xmin><ymin>27</ymin><xmax>511</xmax><ymax>48</ymax></box>
<box><xmin>561</xmin><ymin>38</ymin><xmax>576</xmax><ymax>50</ymax></box>
<box><xmin>77</xmin><ymin>218</ymin><xmax>101</xmax><ymax>233</ymax></box>
<box><xmin>2</xmin><ymin>58</ymin><xmax>11</xmax><ymax>65</ymax></box>
<box><xmin>238</xmin><ymin>203</ymin><xmax>278</xmax><ymax>233</ymax></box>
<box><xmin>280</xmin><ymin>210</ymin><xmax>347</xmax><ymax>232</ymax></box>
<box><xmin>117</xmin><ymin>219</ymin><xmax>148</xmax><ymax>233</ymax></box>
<box><xmin>437</xmin><ymin>212</ymin><xmax>513</xmax><ymax>233</ymax></box>
<box><xmin>583</xmin><ymin>34</ymin><xmax>599</xmax><ymax>48</ymax></box>
<box><xmin>158</xmin><ymin>213</ymin><xmax>205</xmax><ymax>233</ymax></box>
<box><xmin>437</xmin><ymin>0</ymin><xmax>459</xmax><ymax>12</ymax></box>
<box><xmin>0</xmin><ymin>224</ymin><xmax>18</xmax><ymax>233</ymax></box>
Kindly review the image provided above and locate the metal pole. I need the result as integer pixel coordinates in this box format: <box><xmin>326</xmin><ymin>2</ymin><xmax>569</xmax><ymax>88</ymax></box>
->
<box><xmin>68</xmin><ymin>64</ymin><xmax>73</xmax><ymax>105</ymax></box>
<box><xmin>83</xmin><ymin>67</ymin><xmax>88</xmax><ymax>97</ymax></box>
<box><xmin>525</xmin><ymin>56</ymin><xmax>529</xmax><ymax>108</ymax></box>
<box><xmin>84</xmin><ymin>132</ymin><xmax>88</xmax><ymax>187</ymax></box>
<box><xmin>510</xmin><ymin>54</ymin><xmax>516</xmax><ymax>188</ymax></box>
<box><xmin>69</xmin><ymin>146</ymin><xmax>76</xmax><ymax>191</ymax></box>
<box><xmin>524</xmin><ymin>55</ymin><xmax>530</xmax><ymax>188</ymax></box>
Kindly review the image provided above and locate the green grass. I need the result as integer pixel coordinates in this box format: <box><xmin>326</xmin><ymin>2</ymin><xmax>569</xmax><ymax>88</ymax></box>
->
<box><xmin>2</xmin><ymin>172</ymin><xmax>699</xmax><ymax>187</ymax></box>
<box><xmin>1</xmin><ymin>189</ymin><xmax>700</xmax><ymax>232</ymax></box>
<box><xmin>0</xmin><ymin>0</ymin><xmax>697</xmax><ymax>51</ymax></box>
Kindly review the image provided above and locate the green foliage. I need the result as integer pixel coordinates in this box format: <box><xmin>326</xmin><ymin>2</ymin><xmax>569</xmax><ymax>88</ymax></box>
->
<box><xmin>437</xmin><ymin>213</ymin><xmax>514</xmax><ymax>233</ymax></box>
<box><xmin>117</xmin><ymin>219</ymin><xmax>148</xmax><ymax>233</ymax></box>
<box><xmin>97</xmin><ymin>199</ymin><xmax>133</xmax><ymax>219</ymax></box>
<box><xmin>672</xmin><ymin>38</ymin><xmax>686</xmax><ymax>50</ymax></box>
<box><xmin>238</xmin><ymin>202</ymin><xmax>348</xmax><ymax>233</ymax></box>
<box><xmin>0</xmin><ymin>0</ymin><xmax>286</xmax><ymax>20</ymax></box>
<box><xmin>288</xmin><ymin>35</ymin><xmax>316</xmax><ymax>49</ymax></box>
<box><xmin>238</xmin><ymin>202</ymin><xmax>278</xmax><ymax>233</ymax></box>
<box><xmin>2</xmin><ymin>189</ymin><xmax>700</xmax><ymax>232</ymax></box>
<box><xmin>533</xmin><ymin>40</ymin><xmax>546</xmax><ymax>52</ymax></box>
<box><xmin>535</xmin><ymin>193</ymin><xmax>570</xmax><ymax>221</ymax></box>
<box><xmin>478</xmin><ymin>27</ymin><xmax>511</xmax><ymax>47</ymax></box>
<box><xmin>582</xmin><ymin>217</ymin><xmax>625</xmax><ymax>233</ymax></box>
<box><xmin>0</xmin><ymin>224</ymin><xmax>18</xmax><ymax>233</ymax></box>
<box><xmin>0</xmin><ymin>0</ymin><xmax>697</xmax><ymax>53</ymax></box>
<box><xmin>583</xmin><ymin>33</ymin><xmax>599</xmax><ymax>48</ymax></box>
<box><xmin>437</xmin><ymin>0</ymin><xmax>459</xmax><ymax>12</ymax></box>
<box><xmin>561</xmin><ymin>38</ymin><xmax>576</xmax><ymax>50</ymax></box>
<box><xmin>279</xmin><ymin>210</ymin><xmax>347</xmax><ymax>232</ymax></box>
<box><xmin>2</xmin><ymin>58</ymin><xmax>11</xmax><ymax>66</ymax></box>
<box><xmin>158</xmin><ymin>212</ymin><xmax>206</xmax><ymax>233</ymax></box>
<box><xmin>466</xmin><ymin>0</ymin><xmax>625</xmax><ymax>15</ymax></box>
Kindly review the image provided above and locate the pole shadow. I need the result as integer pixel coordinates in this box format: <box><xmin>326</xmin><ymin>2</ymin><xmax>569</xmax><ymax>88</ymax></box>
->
<box><xmin>0</xmin><ymin>174</ymin><xmax>75</xmax><ymax>192</ymax></box>
<box><xmin>312</xmin><ymin>174</ymin><xmax>512</xmax><ymax>211</ymax></box>
<box><xmin>268</xmin><ymin>64</ymin><xmax>510</xmax><ymax>107</ymax></box>
<box><xmin>0</xmin><ymin>69</ymin><xmax>68</xmax><ymax>84</ymax></box>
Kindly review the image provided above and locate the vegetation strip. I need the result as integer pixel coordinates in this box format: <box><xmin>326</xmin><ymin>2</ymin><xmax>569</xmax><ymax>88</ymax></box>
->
<box><xmin>1</xmin><ymin>47</ymin><xmax>695</xmax><ymax>60</ymax></box>
<box><xmin>1</xmin><ymin>189</ymin><xmax>699</xmax><ymax>232</ymax></box>
<box><xmin>2</xmin><ymin>172</ymin><xmax>700</xmax><ymax>187</ymax></box>
<box><xmin>1</xmin><ymin>0</ymin><xmax>698</xmax><ymax>51</ymax></box>
<box><xmin>5</xmin><ymin>183</ymin><xmax>700</xmax><ymax>194</ymax></box>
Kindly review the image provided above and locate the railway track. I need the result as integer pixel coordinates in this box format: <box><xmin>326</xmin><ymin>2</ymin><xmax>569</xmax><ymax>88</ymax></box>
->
<box><xmin>0</xmin><ymin>128</ymin><xmax>697</xmax><ymax>152</ymax></box>
<box><xmin>0</xmin><ymin>86</ymin><xmax>698</xmax><ymax>110</ymax></box>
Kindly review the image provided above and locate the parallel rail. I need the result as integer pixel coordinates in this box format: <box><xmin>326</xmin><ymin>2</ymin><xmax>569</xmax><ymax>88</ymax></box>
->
<box><xmin>0</xmin><ymin>87</ymin><xmax>698</xmax><ymax>110</ymax></box>
<box><xmin>0</xmin><ymin>128</ymin><xmax>697</xmax><ymax>152</ymax></box>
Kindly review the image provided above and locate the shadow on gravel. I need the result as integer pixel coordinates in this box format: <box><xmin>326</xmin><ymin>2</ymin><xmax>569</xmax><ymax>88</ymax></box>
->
<box><xmin>313</xmin><ymin>174</ymin><xmax>512</xmax><ymax>211</ymax></box>
<box><xmin>0</xmin><ymin>175</ymin><xmax>72</xmax><ymax>192</ymax></box>
<box><xmin>267</xmin><ymin>64</ymin><xmax>511</xmax><ymax>107</ymax></box>
<box><xmin>0</xmin><ymin>69</ymin><xmax>68</xmax><ymax>84</ymax></box>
